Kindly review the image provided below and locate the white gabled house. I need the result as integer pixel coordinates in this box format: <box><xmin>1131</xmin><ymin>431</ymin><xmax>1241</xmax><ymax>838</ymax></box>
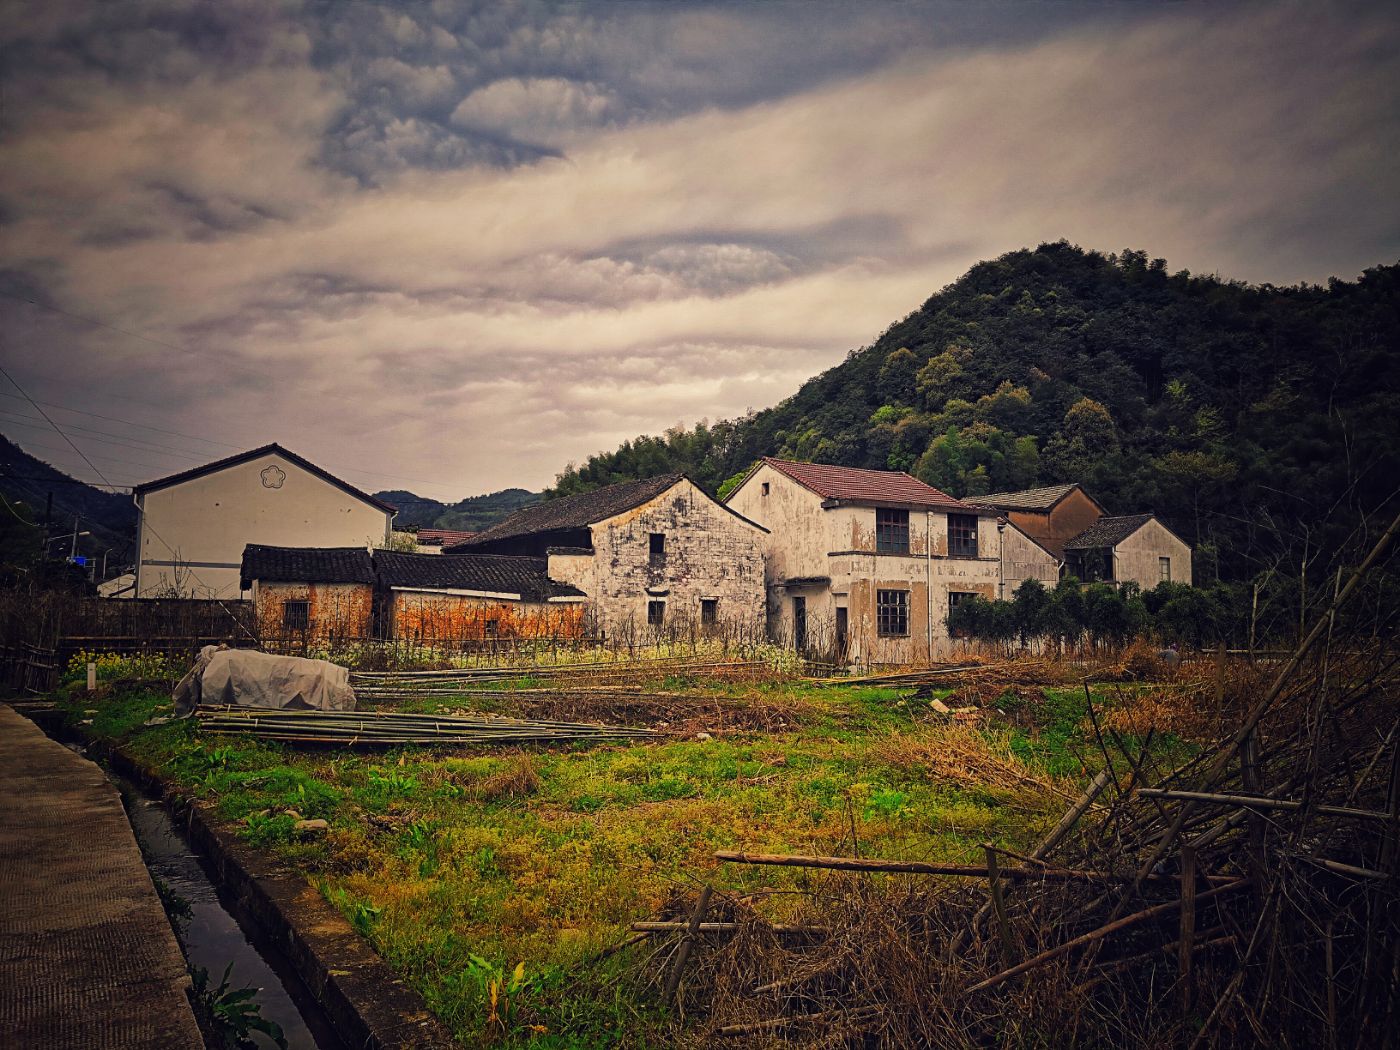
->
<box><xmin>132</xmin><ymin>444</ymin><xmax>395</xmax><ymax>598</ymax></box>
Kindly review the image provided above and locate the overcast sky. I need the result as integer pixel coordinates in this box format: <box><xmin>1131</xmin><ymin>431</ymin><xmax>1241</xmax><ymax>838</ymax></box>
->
<box><xmin>2</xmin><ymin>1</ymin><xmax>1397</xmax><ymax>502</ymax></box>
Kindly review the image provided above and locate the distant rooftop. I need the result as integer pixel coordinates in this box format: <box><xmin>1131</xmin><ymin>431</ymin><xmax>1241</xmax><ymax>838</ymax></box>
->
<box><xmin>375</xmin><ymin>550</ymin><xmax>583</xmax><ymax>601</ymax></box>
<box><xmin>758</xmin><ymin>458</ymin><xmax>974</xmax><ymax>511</ymax></box>
<box><xmin>414</xmin><ymin>528</ymin><xmax>477</xmax><ymax>547</ymax></box>
<box><xmin>975</xmin><ymin>483</ymin><xmax>1085</xmax><ymax>512</ymax></box>
<box><xmin>240</xmin><ymin>545</ymin><xmax>375</xmax><ymax>590</ymax></box>
<box><xmin>456</xmin><ymin>475</ymin><xmax>686</xmax><ymax>548</ymax></box>
<box><xmin>1064</xmin><ymin>514</ymin><xmax>1155</xmax><ymax>550</ymax></box>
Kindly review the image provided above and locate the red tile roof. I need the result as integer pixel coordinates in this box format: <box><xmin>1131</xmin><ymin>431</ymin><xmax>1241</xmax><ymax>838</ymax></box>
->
<box><xmin>760</xmin><ymin>458</ymin><xmax>976</xmax><ymax>510</ymax></box>
<box><xmin>415</xmin><ymin>528</ymin><xmax>477</xmax><ymax>547</ymax></box>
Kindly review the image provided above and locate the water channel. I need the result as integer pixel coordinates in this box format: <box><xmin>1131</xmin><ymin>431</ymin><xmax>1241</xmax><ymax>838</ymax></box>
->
<box><xmin>111</xmin><ymin>771</ymin><xmax>345</xmax><ymax>1050</ymax></box>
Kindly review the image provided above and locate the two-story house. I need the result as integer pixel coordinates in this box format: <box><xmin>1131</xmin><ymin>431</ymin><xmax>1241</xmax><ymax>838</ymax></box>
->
<box><xmin>724</xmin><ymin>458</ymin><xmax>1000</xmax><ymax>662</ymax></box>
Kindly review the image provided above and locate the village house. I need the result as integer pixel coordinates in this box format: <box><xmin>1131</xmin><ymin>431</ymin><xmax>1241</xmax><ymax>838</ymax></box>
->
<box><xmin>240</xmin><ymin>545</ymin><xmax>377</xmax><ymax>643</ymax></box>
<box><xmin>724</xmin><ymin>458</ymin><xmax>1001</xmax><ymax>662</ymax></box>
<box><xmin>133</xmin><ymin>444</ymin><xmax>395</xmax><ymax>598</ymax></box>
<box><xmin>450</xmin><ymin>475</ymin><xmax>768</xmax><ymax>640</ymax></box>
<box><xmin>975</xmin><ymin>484</ymin><xmax>1193</xmax><ymax>592</ymax></box>
<box><xmin>1063</xmin><ymin>514</ymin><xmax>1193</xmax><ymax>590</ymax></box>
<box><xmin>995</xmin><ymin>520</ymin><xmax>1063</xmax><ymax>599</ymax></box>
<box><xmin>374</xmin><ymin>550</ymin><xmax>586</xmax><ymax>642</ymax></box>
<box><xmin>974</xmin><ymin>483</ymin><xmax>1107</xmax><ymax>560</ymax></box>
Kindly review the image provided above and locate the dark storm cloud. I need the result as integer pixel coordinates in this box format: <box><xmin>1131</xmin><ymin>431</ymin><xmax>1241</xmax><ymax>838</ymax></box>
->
<box><xmin>0</xmin><ymin>1</ymin><xmax>1397</xmax><ymax>495</ymax></box>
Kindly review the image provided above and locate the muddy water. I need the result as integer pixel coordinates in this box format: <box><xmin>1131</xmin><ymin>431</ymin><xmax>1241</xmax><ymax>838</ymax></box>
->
<box><xmin>115</xmin><ymin>778</ymin><xmax>345</xmax><ymax>1050</ymax></box>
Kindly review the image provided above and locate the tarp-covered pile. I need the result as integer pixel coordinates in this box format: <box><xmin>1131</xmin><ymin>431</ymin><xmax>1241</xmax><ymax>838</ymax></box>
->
<box><xmin>173</xmin><ymin>645</ymin><xmax>356</xmax><ymax>715</ymax></box>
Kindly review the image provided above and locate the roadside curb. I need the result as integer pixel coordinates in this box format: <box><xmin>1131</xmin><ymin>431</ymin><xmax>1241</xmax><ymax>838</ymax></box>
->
<box><xmin>75</xmin><ymin>729</ymin><xmax>458</xmax><ymax>1050</ymax></box>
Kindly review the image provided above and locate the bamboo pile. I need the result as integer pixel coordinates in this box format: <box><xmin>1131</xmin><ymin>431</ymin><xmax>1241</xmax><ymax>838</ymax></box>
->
<box><xmin>349</xmin><ymin>657</ymin><xmax>771</xmax><ymax>699</ymax></box>
<box><xmin>639</xmin><ymin>512</ymin><xmax>1400</xmax><ymax>1047</ymax></box>
<box><xmin>195</xmin><ymin>705</ymin><xmax>657</xmax><ymax>747</ymax></box>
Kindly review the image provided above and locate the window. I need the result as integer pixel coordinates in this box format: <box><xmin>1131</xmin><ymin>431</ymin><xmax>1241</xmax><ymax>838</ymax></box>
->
<box><xmin>282</xmin><ymin>599</ymin><xmax>309</xmax><ymax>630</ymax></box>
<box><xmin>1159</xmin><ymin>557</ymin><xmax>1171</xmax><ymax>583</ymax></box>
<box><xmin>947</xmin><ymin>591</ymin><xmax>977</xmax><ymax>638</ymax></box>
<box><xmin>701</xmin><ymin>598</ymin><xmax>718</xmax><ymax>625</ymax></box>
<box><xmin>649</xmin><ymin>532</ymin><xmax>666</xmax><ymax>565</ymax></box>
<box><xmin>647</xmin><ymin>599</ymin><xmax>666</xmax><ymax>625</ymax></box>
<box><xmin>876</xmin><ymin>589</ymin><xmax>910</xmax><ymax>637</ymax></box>
<box><xmin>876</xmin><ymin>508</ymin><xmax>910</xmax><ymax>554</ymax></box>
<box><xmin>948</xmin><ymin>513</ymin><xmax>978</xmax><ymax>558</ymax></box>
<box><xmin>761</xmin><ymin>481</ymin><xmax>770</xmax><ymax>496</ymax></box>
<box><xmin>483</xmin><ymin>618</ymin><xmax>499</xmax><ymax>637</ymax></box>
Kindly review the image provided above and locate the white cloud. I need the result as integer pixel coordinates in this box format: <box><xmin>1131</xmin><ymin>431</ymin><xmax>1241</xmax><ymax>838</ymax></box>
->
<box><xmin>450</xmin><ymin>76</ymin><xmax>618</xmax><ymax>144</ymax></box>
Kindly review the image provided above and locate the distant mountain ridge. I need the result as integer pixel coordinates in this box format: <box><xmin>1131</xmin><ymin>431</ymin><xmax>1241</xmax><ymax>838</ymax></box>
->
<box><xmin>0</xmin><ymin>435</ymin><xmax>137</xmax><ymax>557</ymax></box>
<box><xmin>374</xmin><ymin>487</ymin><xmax>542</xmax><ymax>532</ymax></box>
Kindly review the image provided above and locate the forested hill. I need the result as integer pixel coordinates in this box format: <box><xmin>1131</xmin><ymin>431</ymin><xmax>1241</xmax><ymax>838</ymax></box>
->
<box><xmin>550</xmin><ymin>242</ymin><xmax>1400</xmax><ymax>577</ymax></box>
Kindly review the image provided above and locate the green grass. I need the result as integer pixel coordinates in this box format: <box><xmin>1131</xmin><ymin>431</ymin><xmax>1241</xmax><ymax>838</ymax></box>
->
<box><xmin>54</xmin><ymin>673</ymin><xmax>1188</xmax><ymax>1047</ymax></box>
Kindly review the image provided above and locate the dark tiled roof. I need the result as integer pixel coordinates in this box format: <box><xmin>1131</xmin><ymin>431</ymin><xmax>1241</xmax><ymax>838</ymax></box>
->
<box><xmin>456</xmin><ymin>475</ymin><xmax>685</xmax><ymax>546</ymax></box>
<box><xmin>374</xmin><ymin>550</ymin><xmax>584</xmax><ymax>601</ymax></box>
<box><xmin>240</xmin><ymin>544</ymin><xmax>375</xmax><ymax>588</ymax></box>
<box><xmin>136</xmin><ymin>443</ymin><xmax>397</xmax><ymax>514</ymax></box>
<box><xmin>761</xmin><ymin>458</ymin><xmax>974</xmax><ymax>511</ymax></box>
<box><xmin>414</xmin><ymin>528</ymin><xmax>477</xmax><ymax>547</ymax></box>
<box><xmin>975</xmin><ymin>483</ymin><xmax>1084</xmax><ymax>512</ymax></box>
<box><xmin>1064</xmin><ymin>514</ymin><xmax>1154</xmax><ymax>550</ymax></box>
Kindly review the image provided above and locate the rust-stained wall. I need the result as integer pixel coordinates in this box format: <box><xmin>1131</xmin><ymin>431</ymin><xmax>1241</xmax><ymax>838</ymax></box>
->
<box><xmin>568</xmin><ymin>477</ymin><xmax>766</xmax><ymax>639</ymax></box>
<box><xmin>726</xmin><ymin>463</ymin><xmax>1002</xmax><ymax>662</ymax></box>
<box><xmin>999</xmin><ymin>521</ymin><xmax>1062</xmax><ymax>598</ymax></box>
<box><xmin>252</xmin><ymin>580</ymin><xmax>373</xmax><ymax>641</ymax></box>
<box><xmin>1007</xmin><ymin>487</ymin><xmax>1104</xmax><ymax>558</ymax></box>
<box><xmin>389</xmin><ymin>591</ymin><xmax>586</xmax><ymax>641</ymax></box>
<box><xmin>1112</xmin><ymin>518</ymin><xmax>1193</xmax><ymax>590</ymax></box>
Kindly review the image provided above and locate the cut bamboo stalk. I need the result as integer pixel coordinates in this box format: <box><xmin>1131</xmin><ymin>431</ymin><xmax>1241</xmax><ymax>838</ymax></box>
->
<box><xmin>715</xmin><ymin>850</ymin><xmax>1225</xmax><ymax>884</ymax></box>
<box><xmin>663</xmin><ymin>884</ymin><xmax>712</xmax><ymax>1005</ymax></box>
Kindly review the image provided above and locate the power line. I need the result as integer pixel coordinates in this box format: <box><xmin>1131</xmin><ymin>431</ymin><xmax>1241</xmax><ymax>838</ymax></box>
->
<box><xmin>0</xmin><ymin>287</ymin><xmax>201</xmax><ymax>357</ymax></box>
<box><xmin>0</xmin><ymin>413</ymin><xmax>205</xmax><ymax>462</ymax></box>
<box><xmin>0</xmin><ymin>391</ymin><xmax>239</xmax><ymax>452</ymax></box>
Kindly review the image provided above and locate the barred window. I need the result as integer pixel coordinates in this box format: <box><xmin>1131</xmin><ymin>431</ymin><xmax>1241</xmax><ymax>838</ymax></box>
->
<box><xmin>876</xmin><ymin>508</ymin><xmax>910</xmax><ymax>554</ymax></box>
<box><xmin>701</xmin><ymin>598</ymin><xmax>718</xmax><ymax>625</ymax></box>
<box><xmin>647</xmin><ymin>599</ymin><xmax>666</xmax><ymax>625</ymax></box>
<box><xmin>877</xmin><ymin>589</ymin><xmax>910</xmax><ymax>637</ymax></box>
<box><xmin>948</xmin><ymin>513</ymin><xmax>979</xmax><ymax>558</ymax></box>
<box><xmin>282</xmin><ymin>600</ymin><xmax>309</xmax><ymax>630</ymax></box>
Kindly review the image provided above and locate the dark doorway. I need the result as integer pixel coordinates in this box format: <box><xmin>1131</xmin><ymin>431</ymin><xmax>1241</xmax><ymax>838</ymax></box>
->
<box><xmin>835</xmin><ymin>606</ymin><xmax>848</xmax><ymax>658</ymax></box>
<box><xmin>793</xmin><ymin>596</ymin><xmax>807</xmax><ymax>651</ymax></box>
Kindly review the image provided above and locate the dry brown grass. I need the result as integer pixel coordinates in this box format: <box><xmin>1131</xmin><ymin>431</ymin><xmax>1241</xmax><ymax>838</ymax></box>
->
<box><xmin>473</xmin><ymin>754</ymin><xmax>542</xmax><ymax>800</ymax></box>
<box><xmin>874</xmin><ymin>724</ymin><xmax>1070</xmax><ymax>799</ymax></box>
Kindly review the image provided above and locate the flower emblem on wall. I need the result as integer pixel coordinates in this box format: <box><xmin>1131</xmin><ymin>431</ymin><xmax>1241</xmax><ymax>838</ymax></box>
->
<box><xmin>260</xmin><ymin>465</ymin><xmax>286</xmax><ymax>490</ymax></box>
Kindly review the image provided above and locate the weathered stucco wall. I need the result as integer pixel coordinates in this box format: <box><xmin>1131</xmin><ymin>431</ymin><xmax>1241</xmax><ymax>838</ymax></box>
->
<box><xmin>1114</xmin><ymin>519</ymin><xmax>1193</xmax><ymax>590</ymax></box>
<box><xmin>137</xmin><ymin>452</ymin><xmax>392</xmax><ymax>598</ymax></box>
<box><xmin>1008</xmin><ymin>487</ymin><xmax>1104</xmax><ymax>557</ymax></box>
<box><xmin>583</xmin><ymin>478</ymin><xmax>766</xmax><ymax>640</ymax></box>
<box><xmin>999</xmin><ymin>522</ymin><xmax>1062</xmax><ymax>598</ymax></box>
<box><xmin>727</xmin><ymin>465</ymin><xmax>1001</xmax><ymax>661</ymax></box>
<box><xmin>252</xmin><ymin>581</ymin><xmax>373</xmax><ymax>642</ymax></box>
<box><xmin>389</xmin><ymin>590</ymin><xmax>585</xmax><ymax>641</ymax></box>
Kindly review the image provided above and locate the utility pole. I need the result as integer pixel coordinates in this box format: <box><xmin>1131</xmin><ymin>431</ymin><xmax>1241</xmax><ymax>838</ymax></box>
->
<box><xmin>69</xmin><ymin>513</ymin><xmax>79</xmax><ymax>560</ymax></box>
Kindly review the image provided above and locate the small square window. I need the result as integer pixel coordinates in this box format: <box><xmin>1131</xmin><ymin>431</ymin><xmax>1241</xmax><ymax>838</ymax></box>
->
<box><xmin>1159</xmin><ymin>557</ymin><xmax>1171</xmax><ymax>582</ymax></box>
<box><xmin>701</xmin><ymin>598</ymin><xmax>718</xmax><ymax>625</ymax></box>
<box><xmin>948</xmin><ymin>513</ymin><xmax>978</xmax><ymax>558</ymax></box>
<box><xmin>876</xmin><ymin>589</ymin><xmax>910</xmax><ymax>637</ymax></box>
<box><xmin>647</xmin><ymin>599</ymin><xmax>665</xmax><ymax>625</ymax></box>
<box><xmin>483</xmin><ymin>618</ymin><xmax>499</xmax><ymax>637</ymax></box>
<box><xmin>282</xmin><ymin>599</ymin><xmax>309</xmax><ymax>630</ymax></box>
<box><xmin>876</xmin><ymin>508</ymin><xmax>910</xmax><ymax>554</ymax></box>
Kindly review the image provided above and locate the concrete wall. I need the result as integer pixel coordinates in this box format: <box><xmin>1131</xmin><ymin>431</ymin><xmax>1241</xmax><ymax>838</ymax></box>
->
<box><xmin>999</xmin><ymin>521</ymin><xmax>1062</xmax><ymax>598</ymax></box>
<box><xmin>1008</xmin><ymin>487</ymin><xmax>1104</xmax><ymax>557</ymax></box>
<box><xmin>251</xmin><ymin>580</ymin><xmax>374</xmax><ymax>642</ymax></box>
<box><xmin>567</xmin><ymin>477</ymin><xmax>766</xmax><ymax>640</ymax></box>
<box><xmin>136</xmin><ymin>451</ymin><xmax>391</xmax><ymax>598</ymax></box>
<box><xmin>727</xmin><ymin>463</ymin><xmax>1001</xmax><ymax>662</ymax></box>
<box><xmin>389</xmin><ymin>590</ymin><xmax>585</xmax><ymax>641</ymax></box>
<box><xmin>1114</xmin><ymin>518</ymin><xmax>1193</xmax><ymax>590</ymax></box>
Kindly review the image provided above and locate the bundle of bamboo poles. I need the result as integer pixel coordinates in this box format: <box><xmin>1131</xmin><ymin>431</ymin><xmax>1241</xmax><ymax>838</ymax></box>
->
<box><xmin>195</xmin><ymin>705</ymin><xmax>657</xmax><ymax>747</ymax></box>
<box><xmin>639</xmin><ymin>512</ymin><xmax>1400</xmax><ymax>1048</ymax></box>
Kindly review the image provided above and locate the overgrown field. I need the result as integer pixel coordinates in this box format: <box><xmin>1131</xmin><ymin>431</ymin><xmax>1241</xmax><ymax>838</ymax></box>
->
<box><xmin>55</xmin><ymin>663</ymin><xmax>1193</xmax><ymax>1047</ymax></box>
